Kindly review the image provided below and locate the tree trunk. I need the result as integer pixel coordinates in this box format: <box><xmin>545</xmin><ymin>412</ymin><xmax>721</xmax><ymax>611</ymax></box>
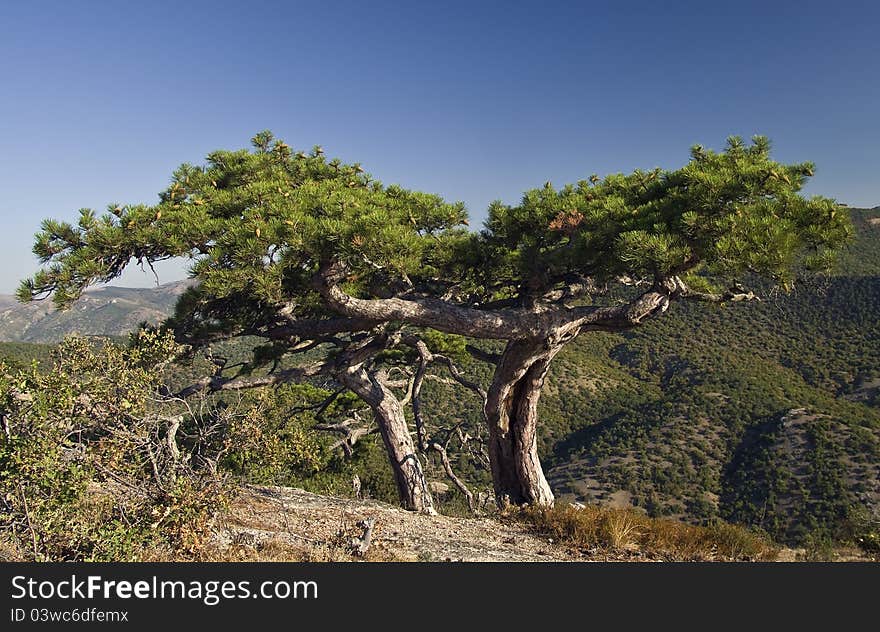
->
<box><xmin>339</xmin><ymin>365</ymin><xmax>436</xmax><ymax>514</ymax></box>
<box><xmin>485</xmin><ymin>338</ymin><xmax>562</xmax><ymax>507</ymax></box>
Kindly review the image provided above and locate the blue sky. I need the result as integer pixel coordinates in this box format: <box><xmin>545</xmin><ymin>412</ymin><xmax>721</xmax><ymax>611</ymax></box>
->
<box><xmin>1</xmin><ymin>0</ymin><xmax>878</xmax><ymax>294</ymax></box>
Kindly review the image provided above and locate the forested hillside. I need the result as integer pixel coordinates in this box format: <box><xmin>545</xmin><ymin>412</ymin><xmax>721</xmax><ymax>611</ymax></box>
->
<box><xmin>536</xmin><ymin>206</ymin><xmax>880</xmax><ymax>545</ymax></box>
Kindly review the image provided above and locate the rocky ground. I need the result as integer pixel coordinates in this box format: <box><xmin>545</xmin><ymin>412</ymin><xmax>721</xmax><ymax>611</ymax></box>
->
<box><xmin>213</xmin><ymin>485</ymin><xmax>578</xmax><ymax>562</ymax></box>
<box><xmin>209</xmin><ymin>485</ymin><xmax>871</xmax><ymax>562</ymax></box>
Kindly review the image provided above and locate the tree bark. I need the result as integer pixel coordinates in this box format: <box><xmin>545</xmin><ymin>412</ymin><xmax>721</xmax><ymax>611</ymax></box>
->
<box><xmin>484</xmin><ymin>338</ymin><xmax>562</xmax><ymax>507</ymax></box>
<box><xmin>338</xmin><ymin>365</ymin><xmax>436</xmax><ymax>515</ymax></box>
<box><xmin>315</xmin><ymin>260</ymin><xmax>682</xmax><ymax>341</ymax></box>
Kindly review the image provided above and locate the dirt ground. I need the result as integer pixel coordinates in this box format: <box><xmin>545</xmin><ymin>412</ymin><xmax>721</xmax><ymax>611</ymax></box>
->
<box><xmin>215</xmin><ymin>485</ymin><xmax>577</xmax><ymax>562</ymax></box>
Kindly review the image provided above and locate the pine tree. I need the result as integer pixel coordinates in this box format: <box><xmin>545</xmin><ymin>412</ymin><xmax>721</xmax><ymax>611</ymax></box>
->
<box><xmin>21</xmin><ymin>133</ymin><xmax>852</xmax><ymax>509</ymax></box>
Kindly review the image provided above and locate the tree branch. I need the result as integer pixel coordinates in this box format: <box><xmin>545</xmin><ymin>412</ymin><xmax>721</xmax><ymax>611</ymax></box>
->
<box><xmin>677</xmin><ymin>280</ymin><xmax>760</xmax><ymax>303</ymax></box>
<box><xmin>408</xmin><ymin>339</ymin><xmax>432</xmax><ymax>450</ymax></box>
<box><xmin>466</xmin><ymin>344</ymin><xmax>501</xmax><ymax>365</ymax></box>
<box><xmin>402</xmin><ymin>335</ymin><xmax>484</xmax><ymax>514</ymax></box>
<box><xmin>314</xmin><ymin>260</ymin><xmax>551</xmax><ymax>339</ymax></box>
<box><xmin>429</xmin><ymin>441</ymin><xmax>477</xmax><ymax>513</ymax></box>
<box><xmin>265</xmin><ymin>316</ymin><xmax>382</xmax><ymax>340</ymax></box>
<box><xmin>315</xmin><ymin>260</ymin><xmax>699</xmax><ymax>342</ymax></box>
<box><xmin>433</xmin><ymin>353</ymin><xmax>488</xmax><ymax>409</ymax></box>
<box><xmin>286</xmin><ymin>387</ymin><xmax>345</xmax><ymax>418</ymax></box>
<box><xmin>171</xmin><ymin>362</ymin><xmax>330</xmax><ymax>399</ymax></box>
<box><xmin>314</xmin><ymin>413</ymin><xmax>375</xmax><ymax>457</ymax></box>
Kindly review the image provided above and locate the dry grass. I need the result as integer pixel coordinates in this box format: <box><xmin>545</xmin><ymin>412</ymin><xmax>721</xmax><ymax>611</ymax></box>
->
<box><xmin>515</xmin><ymin>504</ymin><xmax>779</xmax><ymax>561</ymax></box>
<box><xmin>0</xmin><ymin>537</ymin><xmax>24</xmax><ymax>562</ymax></box>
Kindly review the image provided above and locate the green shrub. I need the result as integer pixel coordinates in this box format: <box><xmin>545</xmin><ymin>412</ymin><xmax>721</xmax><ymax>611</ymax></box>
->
<box><xmin>0</xmin><ymin>332</ymin><xmax>230</xmax><ymax>560</ymax></box>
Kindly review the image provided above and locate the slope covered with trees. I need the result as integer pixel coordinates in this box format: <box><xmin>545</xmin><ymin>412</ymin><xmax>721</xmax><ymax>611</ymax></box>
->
<box><xmin>535</xmin><ymin>208</ymin><xmax>880</xmax><ymax>545</ymax></box>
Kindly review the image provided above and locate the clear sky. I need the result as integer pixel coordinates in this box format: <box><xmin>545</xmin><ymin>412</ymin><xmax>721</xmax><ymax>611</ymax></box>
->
<box><xmin>1</xmin><ymin>0</ymin><xmax>878</xmax><ymax>294</ymax></box>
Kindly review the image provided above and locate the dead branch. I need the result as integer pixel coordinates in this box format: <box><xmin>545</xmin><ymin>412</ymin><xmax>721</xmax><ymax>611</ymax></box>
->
<box><xmin>285</xmin><ymin>387</ymin><xmax>345</xmax><ymax>418</ymax></box>
<box><xmin>17</xmin><ymin>482</ymin><xmax>39</xmax><ymax>561</ymax></box>
<box><xmin>144</xmin><ymin>442</ymin><xmax>167</xmax><ymax>494</ymax></box>
<box><xmin>409</xmin><ymin>340</ymin><xmax>432</xmax><ymax>450</ymax></box>
<box><xmin>674</xmin><ymin>276</ymin><xmax>760</xmax><ymax>303</ymax></box>
<box><xmin>171</xmin><ymin>361</ymin><xmax>331</xmax><ymax>399</ymax></box>
<box><xmin>165</xmin><ymin>415</ymin><xmax>182</xmax><ymax>462</ymax></box>
<box><xmin>429</xmin><ymin>441</ymin><xmax>477</xmax><ymax>513</ymax></box>
<box><xmin>403</xmin><ymin>336</ymin><xmax>483</xmax><ymax>512</ymax></box>
<box><xmin>351</xmin><ymin>516</ymin><xmax>376</xmax><ymax>556</ymax></box>
<box><xmin>455</xmin><ymin>425</ymin><xmax>491</xmax><ymax>470</ymax></box>
<box><xmin>314</xmin><ymin>412</ymin><xmax>376</xmax><ymax>457</ymax></box>
<box><xmin>433</xmin><ymin>353</ymin><xmax>488</xmax><ymax>410</ymax></box>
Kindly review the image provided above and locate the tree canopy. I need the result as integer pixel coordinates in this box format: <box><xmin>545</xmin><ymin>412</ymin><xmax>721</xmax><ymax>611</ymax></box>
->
<box><xmin>23</xmin><ymin>134</ymin><xmax>850</xmax><ymax>329</ymax></box>
<box><xmin>20</xmin><ymin>131</ymin><xmax>467</xmax><ymax>343</ymax></box>
<box><xmin>454</xmin><ymin>136</ymin><xmax>850</xmax><ymax>309</ymax></box>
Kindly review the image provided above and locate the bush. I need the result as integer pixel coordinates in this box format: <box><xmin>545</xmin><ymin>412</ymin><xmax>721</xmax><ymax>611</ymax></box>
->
<box><xmin>0</xmin><ymin>332</ymin><xmax>233</xmax><ymax>560</ymax></box>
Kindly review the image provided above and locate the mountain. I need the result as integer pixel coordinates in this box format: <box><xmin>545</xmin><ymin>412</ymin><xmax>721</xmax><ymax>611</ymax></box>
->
<box><xmin>0</xmin><ymin>280</ymin><xmax>194</xmax><ymax>343</ymax></box>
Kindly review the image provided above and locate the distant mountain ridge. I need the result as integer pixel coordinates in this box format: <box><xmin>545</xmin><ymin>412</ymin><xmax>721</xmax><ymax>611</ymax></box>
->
<box><xmin>0</xmin><ymin>280</ymin><xmax>195</xmax><ymax>342</ymax></box>
<box><xmin>836</xmin><ymin>207</ymin><xmax>880</xmax><ymax>276</ymax></box>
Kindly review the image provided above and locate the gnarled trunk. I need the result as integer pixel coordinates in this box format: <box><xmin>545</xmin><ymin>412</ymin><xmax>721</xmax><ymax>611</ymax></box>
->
<box><xmin>484</xmin><ymin>338</ymin><xmax>562</xmax><ymax>507</ymax></box>
<box><xmin>339</xmin><ymin>365</ymin><xmax>436</xmax><ymax>514</ymax></box>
